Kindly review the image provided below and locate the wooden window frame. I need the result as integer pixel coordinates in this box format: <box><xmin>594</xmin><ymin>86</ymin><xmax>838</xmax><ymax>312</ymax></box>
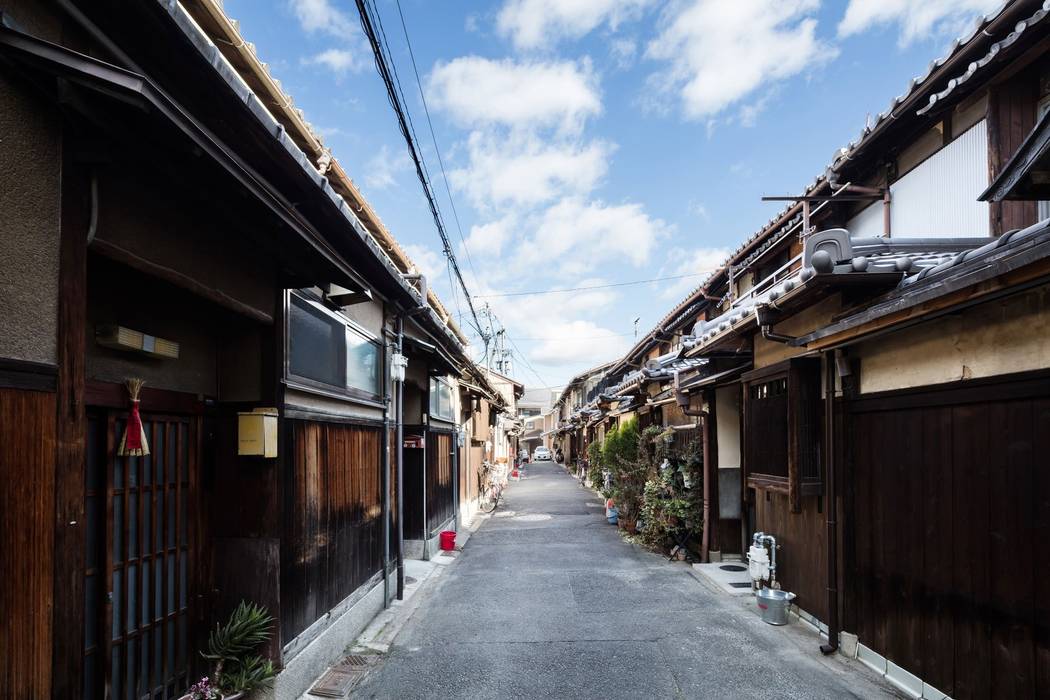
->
<box><xmin>742</xmin><ymin>357</ymin><xmax>823</xmax><ymax>512</ymax></box>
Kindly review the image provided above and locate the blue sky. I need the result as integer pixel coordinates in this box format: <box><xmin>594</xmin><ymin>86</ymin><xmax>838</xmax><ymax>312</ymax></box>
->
<box><xmin>223</xmin><ymin>0</ymin><xmax>1001</xmax><ymax>391</ymax></box>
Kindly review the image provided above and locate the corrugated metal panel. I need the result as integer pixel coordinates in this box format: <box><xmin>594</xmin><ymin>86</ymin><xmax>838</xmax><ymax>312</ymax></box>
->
<box><xmin>890</xmin><ymin>119</ymin><xmax>989</xmax><ymax>238</ymax></box>
<box><xmin>847</xmin><ymin>199</ymin><xmax>885</xmax><ymax>239</ymax></box>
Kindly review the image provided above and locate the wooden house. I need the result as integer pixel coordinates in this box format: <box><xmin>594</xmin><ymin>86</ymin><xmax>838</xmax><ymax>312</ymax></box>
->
<box><xmin>0</xmin><ymin>2</ymin><xmax>485</xmax><ymax>698</ymax></box>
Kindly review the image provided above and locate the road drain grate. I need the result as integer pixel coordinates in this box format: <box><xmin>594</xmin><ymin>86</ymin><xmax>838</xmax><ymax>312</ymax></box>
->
<box><xmin>308</xmin><ymin>655</ymin><xmax>377</xmax><ymax>697</ymax></box>
<box><xmin>729</xmin><ymin>582</ymin><xmax>753</xmax><ymax>588</ymax></box>
<box><xmin>308</xmin><ymin>669</ymin><xmax>358</xmax><ymax>697</ymax></box>
<box><xmin>720</xmin><ymin>564</ymin><xmax>747</xmax><ymax>572</ymax></box>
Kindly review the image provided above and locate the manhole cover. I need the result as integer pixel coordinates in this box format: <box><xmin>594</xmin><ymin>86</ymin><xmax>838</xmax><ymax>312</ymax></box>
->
<box><xmin>720</xmin><ymin>564</ymin><xmax>747</xmax><ymax>572</ymax></box>
<box><xmin>729</xmin><ymin>582</ymin><xmax>752</xmax><ymax>588</ymax></box>
<box><xmin>405</xmin><ymin>576</ymin><xmax>418</xmax><ymax>585</ymax></box>
<box><xmin>513</xmin><ymin>513</ymin><xmax>551</xmax><ymax>522</ymax></box>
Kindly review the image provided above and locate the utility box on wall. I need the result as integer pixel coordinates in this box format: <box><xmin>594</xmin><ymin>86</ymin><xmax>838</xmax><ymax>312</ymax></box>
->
<box><xmin>238</xmin><ymin>407</ymin><xmax>278</xmax><ymax>458</ymax></box>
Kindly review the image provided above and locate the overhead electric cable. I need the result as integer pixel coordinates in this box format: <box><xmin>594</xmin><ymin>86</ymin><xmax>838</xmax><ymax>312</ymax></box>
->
<box><xmin>354</xmin><ymin>0</ymin><xmax>483</xmax><ymax>337</ymax></box>
<box><xmin>393</xmin><ymin>0</ymin><xmax>482</xmax><ymax>291</ymax></box>
<box><xmin>473</xmin><ymin>272</ymin><xmax>713</xmax><ymax>298</ymax></box>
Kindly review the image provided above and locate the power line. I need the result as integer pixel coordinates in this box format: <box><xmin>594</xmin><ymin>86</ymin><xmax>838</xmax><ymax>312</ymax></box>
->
<box><xmin>393</xmin><ymin>0</ymin><xmax>482</xmax><ymax>292</ymax></box>
<box><xmin>508</xmin><ymin>331</ymin><xmax>637</xmax><ymax>341</ymax></box>
<box><xmin>354</xmin><ymin>0</ymin><xmax>483</xmax><ymax>337</ymax></box>
<box><xmin>473</xmin><ymin>272</ymin><xmax>713</xmax><ymax>298</ymax></box>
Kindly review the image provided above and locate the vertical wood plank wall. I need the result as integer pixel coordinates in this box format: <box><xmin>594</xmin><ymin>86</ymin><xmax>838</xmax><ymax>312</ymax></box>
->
<box><xmin>753</xmin><ymin>492</ymin><xmax>827</xmax><ymax>620</ymax></box>
<box><xmin>0</xmin><ymin>388</ymin><xmax>56</xmax><ymax>698</ymax></box>
<box><xmin>988</xmin><ymin>69</ymin><xmax>1038</xmax><ymax>235</ymax></box>
<box><xmin>847</xmin><ymin>382</ymin><xmax>1049</xmax><ymax>699</ymax></box>
<box><xmin>426</xmin><ymin>431</ymin><xmax>454</xmax><ymax>534</ymax></box>
<box><xmin>281</xmin><ymin>421</ymin><xmax>383</xmax><ymax>644</ymax></box>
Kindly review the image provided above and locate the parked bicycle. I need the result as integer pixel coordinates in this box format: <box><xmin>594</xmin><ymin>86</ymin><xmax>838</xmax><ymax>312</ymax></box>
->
<box><xmin>478</xmin><ymin>460</ymin><xmax>506</xmax><ymax>513</ymax></box>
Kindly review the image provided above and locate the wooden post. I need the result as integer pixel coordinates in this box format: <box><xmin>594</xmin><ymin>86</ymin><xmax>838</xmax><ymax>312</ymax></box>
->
<box><xmin>52</xmin><ymin>147</ymin><xmax>88</xmax><ymax>699</ymax></box>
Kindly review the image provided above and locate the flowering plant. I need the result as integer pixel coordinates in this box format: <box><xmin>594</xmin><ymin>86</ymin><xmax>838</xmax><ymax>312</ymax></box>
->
<box><xmin>187</xmin><ymin>676</ymin><xmax>220</xmax><ymax>700</ymax></box>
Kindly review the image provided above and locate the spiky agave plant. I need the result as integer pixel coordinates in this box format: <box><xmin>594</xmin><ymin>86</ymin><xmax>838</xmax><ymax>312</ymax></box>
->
<box><xmin>202</xmin><ymin>601</ymin><xmax>276</xmax><ymax>695</ymax></box>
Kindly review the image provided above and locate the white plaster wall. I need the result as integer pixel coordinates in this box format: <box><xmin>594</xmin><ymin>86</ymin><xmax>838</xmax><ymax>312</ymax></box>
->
<box><xmin>714</xmin><ymin>385</ymin><xmax>741</xmax><ymax>469</ymax></box>
<box><xmin>856</xmin><ymin>285</ymin><xmax>1050</xmax><ymax>394</ymax></box>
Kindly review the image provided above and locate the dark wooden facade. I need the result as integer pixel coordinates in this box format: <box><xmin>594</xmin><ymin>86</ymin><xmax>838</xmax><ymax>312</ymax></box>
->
<box><xmin>845</xmin><ymin>372</ymin><xmax>1050</xmax><ymax>699</ymax></box>
<box><xmin>282</xmin><ymin>421</ymin><xmax>384</xmax><ymax>644</ymax></box>
<box><xmin>0</xmin><ymin>387</ymin><xmax>56</xmax><ymax>699</ymax></box>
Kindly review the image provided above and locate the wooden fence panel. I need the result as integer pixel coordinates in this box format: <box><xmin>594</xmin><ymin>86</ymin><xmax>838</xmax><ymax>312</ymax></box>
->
<box><xmin>282</xmin><ymin>421</ymin><xmax>382</xmax><ymax>644</ymax></box>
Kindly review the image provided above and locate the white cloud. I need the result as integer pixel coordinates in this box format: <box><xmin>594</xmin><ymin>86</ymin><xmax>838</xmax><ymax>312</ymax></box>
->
<box><xmin>463</xmin><ymin>217</ymin><xmax>515</xmax><ymax>258</ymax></box>
<box><xmin>427</xmin><ymin>56</ymin><xmax>601</xmax><ymax>133</ymax></box>
<box><xmin>451</xmin><ymin>132</ymin><xmax>612</xmax><ymax>210</ymax></box>
<box><xmin>838</xmin><ymin>0</ymin><xmax>1001</xmax><ymax>46</ymax></box>
<box><xmin>364</xmin><ymin>145</ymin><xmax>411</xmax><ymax>190</ymax></box>
<box><xmin>496</xmin><ymin>0</ymin><xmax>652</xmax><ymax>50</ymax></box>
<box><xmin>610</xmin><ymin>38</ymin><xmax>639</xmax><ymax>70</ymax></box>
<box><xmin>289</xmin><ymin>0</ymin><xmax>358</xmax><ymax>39</ymax></box>
<box><xmin>646</xmin><ymin>0</ymin><xmax>835</xmax><ymax>120</ymax></box>
<box><xmin>526</xmin><ymin>196</ymin><xmax>671</xmax><ymax>271</ymax></box>
<box><xmin>402</xmin><ymin>243</ymin><xmax>445</xmax><ymax>283</ymax></box>
<box><xmin>531</xmin><ymin>320</ymin><xmax>630</xmax><ymax>365</ymax></box>
<box><xmin>303</xmin><ymin>48</ymin><xmax>362</xmax><ymax>75</ymax></box>
<box><xmin>659</xmin><ymin>246</ymin><xmax>730</xmax><ymax>299</ymax></box>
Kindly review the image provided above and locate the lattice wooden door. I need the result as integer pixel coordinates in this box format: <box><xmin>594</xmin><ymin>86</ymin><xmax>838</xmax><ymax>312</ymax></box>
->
<box><xmin>84</xmin><ymin>410</ymin><xmax>199</xmax><ymax>700</ymax></box>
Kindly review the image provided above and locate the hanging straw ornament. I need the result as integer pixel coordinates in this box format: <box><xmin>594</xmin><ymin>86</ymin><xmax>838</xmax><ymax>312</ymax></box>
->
<box><xmin>118</xmin><ymin>378</ymin><xmax>150</xmax><ymax>456</ymax></box>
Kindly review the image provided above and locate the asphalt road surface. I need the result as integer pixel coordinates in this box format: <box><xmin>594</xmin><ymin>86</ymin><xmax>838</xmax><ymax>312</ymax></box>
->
<box><xmin>352</xmin><ymin>460</ymin><xmax>898</xmax><ymax>699</ymax></box>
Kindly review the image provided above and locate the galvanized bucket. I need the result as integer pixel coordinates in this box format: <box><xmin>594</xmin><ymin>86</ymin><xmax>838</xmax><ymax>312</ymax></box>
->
<box><xmin>756</xmin><ymin>588</ymin><xmax>795</xmax><ymax>625</ymax></box>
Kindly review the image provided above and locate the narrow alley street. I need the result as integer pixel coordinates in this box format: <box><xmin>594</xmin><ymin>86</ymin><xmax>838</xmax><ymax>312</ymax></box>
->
<box><xmin>352</xmin><ymin>462</ymin><xmax>898</xmax><ymax>699</ymax></box>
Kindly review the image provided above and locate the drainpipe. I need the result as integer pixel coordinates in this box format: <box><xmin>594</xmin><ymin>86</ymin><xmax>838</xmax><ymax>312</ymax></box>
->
<box><xmin>755</xmin><ymin>305</ymin><xmax>797</xmax><ymax>345</ymax></box>
<box><xmin>701</xmin><ymin>408</ymin><xmax>712</xmax><ymax>564</ymax></box>
<box><xmin>381</xmin><ymin>310</ymin><xmax>392</xmax><ymax>608</ymax></box>
<box><xmin>395</xmin><ymin>316</ymin><xmax>405</xmax><ymax>600</ymax></box>
<box><xmin>820</xmin><ymin>351</ymin><xmax>840</xmax><ymax>654</ymax></box>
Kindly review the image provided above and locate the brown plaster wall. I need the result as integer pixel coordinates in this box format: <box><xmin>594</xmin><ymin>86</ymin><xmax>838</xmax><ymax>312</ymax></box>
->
<box><xmin>0</xmin><ymin>64</ymin><xmax>61</xmax><ymax>364</ymax></box>
<box><xmin>856</xmin><ymin>284</ymin><xmax>1050</xmax><ymax>394</ymax></box>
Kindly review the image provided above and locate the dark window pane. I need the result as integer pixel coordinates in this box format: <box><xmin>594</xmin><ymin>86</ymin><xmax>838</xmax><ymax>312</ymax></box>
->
<box><xmin>113</xmin><ymin>495</ymin><xmax>124</xmax><ymax>564</ymax></box>
<box><xmin>289</xmin><ymin>294</ymin><xmax>345</xmax><ymax>387</ymax></box>
<box><xmin>111</xmin><ymin>653</ymin><xmax>121</xmax><ymax>700</ymax></box>
<box><xmin>167</xmin><ymin>426</ymin><xmax>176</xmax><ymax>484</ymax></box>
<box><xmin>142</xmin><ymin>423</ymin><xmax>152</xmax><ymax>485</ymax></box>
<box><xmin>155</xmin><ymin>561</ymin><xmax>163</xmax><ymax>622</ymax></box>
<box><xmin>180</xmin><ymin>424</ymin><xmax>189</xmax><ymax>483</ymax></box>
<box><xmin>179</xmin><ymin>551</ymin><xmax>188</xmax><ymax>609</ymax></box>
<box><xmin>127</xmin><ymin>565</ymin><xmax>137</xmax><ymax>630</ymax></box>
<box><xmin>140</xmin><ymin>561</ymin><xmax>150</xmax><ymax>633</ymax></box>
<box><xmin>347</xmin><ymin>330</ymin><xmax>379</xmax><ymax>395</ymax></box>
<box><xmin>167</xmin><ymin>491</ymin><xmax>175</xmax><ymax>549</ymax></box>
<box><xmin>167</xmin><ymin>554</ymin><xmax>175</xmax><ymax>614</ymax></box>
<box><xmin>114</xmin><ymin>421</ymin><xmax>125</xmax><ymax>488</ymax></box>
<box><xmin>125</xmin><ymin>638</ymin><xmax>136</xmax><ymax>700</ymax></box>
<box><xmin>128</xmin><ymin>493</ymin><xmax>137</xmax><ymax>560</ymax></box>
<box><xmin>83</xmin><ymin>651</ymin><xmax>96</xmax><ymax>700</ymax></box>
<box><xmin>112</xmin><ymin>575</ymin><xmax>122</xmax><ymax>639</ymax></box>
<box><xmin>153</xmin><ymin>426</ymin><xmax>164</xmax><ymax>486</ymax></box>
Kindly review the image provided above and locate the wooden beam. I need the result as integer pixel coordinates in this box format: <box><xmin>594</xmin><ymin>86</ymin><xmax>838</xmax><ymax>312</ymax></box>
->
<box><xmin>52</xmin><ymin>143</ymin><xmax>87</xmax><ymax>700</ymax></box>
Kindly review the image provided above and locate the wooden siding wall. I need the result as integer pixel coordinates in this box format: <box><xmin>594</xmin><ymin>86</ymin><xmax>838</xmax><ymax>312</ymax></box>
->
<box><xmin>282</xmin><ymin>421</ymin><xmax>383</xmax><ymax>644</ymax></box>
<box><xmin>847</xmin><ymin>381</ymin><xmax>1050</xmax><ymax>699</ymax></box>
<box><xmin>0</xmin><ymin>388</ymin><xmax>56</xmax><ymax>698</ymax></box>
<box><xmin>426</xmin><ymin>431</ymin><xmax>454</xmax><ymax>534</ymax></box>
<box><xmin>753</xmin><ymin>492</ymin><xmax>827</xmax><ymax>621</ymax></box>
<box><xmin>989</xmin><ymin>69</ymin><xmax>1039</xmax><ymax>235</ymax></box>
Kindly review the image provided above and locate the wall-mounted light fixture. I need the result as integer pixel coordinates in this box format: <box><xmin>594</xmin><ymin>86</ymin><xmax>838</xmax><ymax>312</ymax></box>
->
<box><xmin>391</xmin><ymin>352</ymin><xmax>408</xmax><ymax>383</ymax></box>
<box><xmin>96</xmin><ymin>325</ymin><xmax>179</xmax><ymax>359</ymax></box>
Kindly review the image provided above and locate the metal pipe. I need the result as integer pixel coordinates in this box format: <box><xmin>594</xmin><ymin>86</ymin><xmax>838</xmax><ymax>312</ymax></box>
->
<box><xmin>820</xmin><ymin>351</ymin><xmax>841</xmax><ymax>655</ymax></box>
<box><xmin>381</xmin><ymin>320</ymin><xmax>391</xmax><ymax>608</ymax></box>
<box><xmin>882</xmin><ymin>187</ymin><xmax>892</xmax><ymax>238</ymax></box>
<box><xmin>701</xmin><ymin>408</ymin><xmax>711</xmax><ymax>563</ymax></box>
<box><xmin>395</xmin><ymin>315</ymin><xmax>405</xmax><ymax>600</ymax></box>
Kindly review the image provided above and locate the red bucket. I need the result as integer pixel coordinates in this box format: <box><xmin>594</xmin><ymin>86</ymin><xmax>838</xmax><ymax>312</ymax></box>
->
<box><xmin>439</xmin><ymin>530</ymin><xmax>456</xmax><ymax>551</ymax></box>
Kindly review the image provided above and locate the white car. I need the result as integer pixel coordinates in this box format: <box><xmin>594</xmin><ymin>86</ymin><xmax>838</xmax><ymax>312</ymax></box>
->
<box><xmin>533</xmin><ymin>446</ymin><xmax>552</xmax><ymax>461</ymax></box>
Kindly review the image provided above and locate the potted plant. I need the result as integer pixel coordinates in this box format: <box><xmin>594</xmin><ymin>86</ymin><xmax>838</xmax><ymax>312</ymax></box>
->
<box><xmin>181</xmin><ymin>601</ymin><xmax>277</xmax><ymax>700</ymax></box>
